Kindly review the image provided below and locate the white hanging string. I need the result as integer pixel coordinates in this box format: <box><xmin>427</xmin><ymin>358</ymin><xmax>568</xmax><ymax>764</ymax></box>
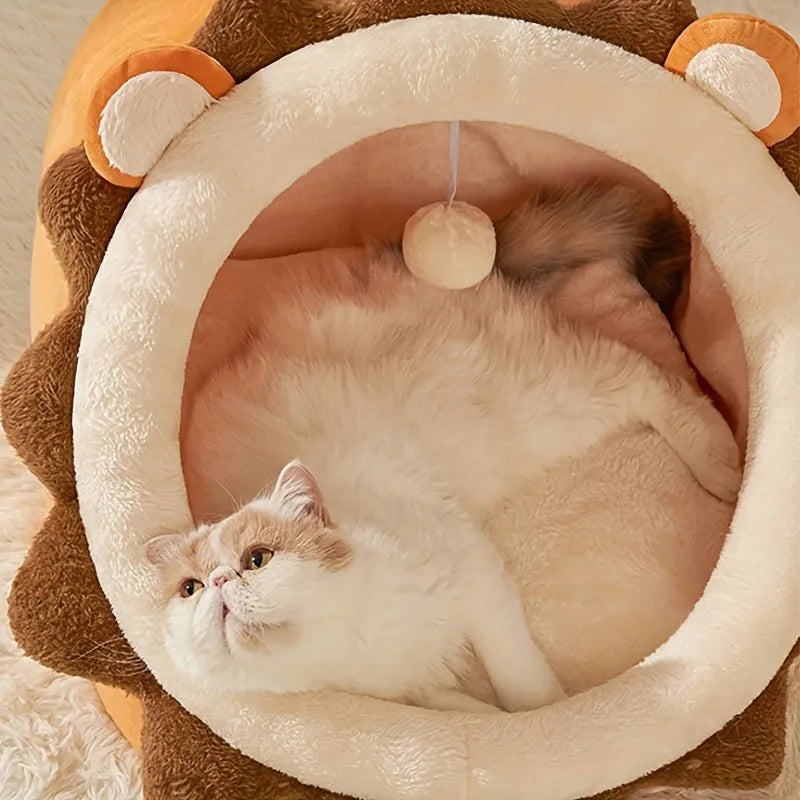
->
<box><xmin>447</xmin><ymin>120</ymin><xmax>460</xmax><ymax>207</ymax></box>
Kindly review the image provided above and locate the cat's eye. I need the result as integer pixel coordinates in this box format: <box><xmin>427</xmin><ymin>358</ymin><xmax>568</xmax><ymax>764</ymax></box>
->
<box><xmin>180</xmin><ymin>578</ymin><xmax>204</xmax><ymax>598</ymax></box>
<box><xmin>246</xmin><ymin>548</ymin><xmax>273</xmax><ymax>570</ymax></box>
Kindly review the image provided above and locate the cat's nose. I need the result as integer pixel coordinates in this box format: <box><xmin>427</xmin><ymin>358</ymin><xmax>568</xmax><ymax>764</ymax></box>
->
<box><xmin>210</xmin><ymin>567</ymin><xmax>237</xmax><ymax>588</ymax></box>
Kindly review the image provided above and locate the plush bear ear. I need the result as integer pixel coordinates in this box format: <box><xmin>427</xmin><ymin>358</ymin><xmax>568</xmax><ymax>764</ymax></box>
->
<box><xmin>84</xmin><ymin>45</ymin><xmax>235</xmax><ymax>188</ymax></box>
<box><xmin>665</xmin><ymin>14</ymin><xmax>800</xmax><ymax>147</ymax></box>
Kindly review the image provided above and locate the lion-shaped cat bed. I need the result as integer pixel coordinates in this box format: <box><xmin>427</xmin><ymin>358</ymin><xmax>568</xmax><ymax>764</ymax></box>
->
<box><xmin>4</xmin><ymin>1</ymin><xmax>800</xmax><ymax>798</ymax></box>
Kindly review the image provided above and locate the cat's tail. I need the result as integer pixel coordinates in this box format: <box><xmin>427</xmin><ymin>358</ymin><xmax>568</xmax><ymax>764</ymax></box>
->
<box><xmin>494</xmin><ymin>181</ymin><xmax>691</xmax><ymax>312</ymax></box>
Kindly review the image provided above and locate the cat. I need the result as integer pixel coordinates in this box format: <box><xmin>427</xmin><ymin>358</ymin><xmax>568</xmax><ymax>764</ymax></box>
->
<box><xmin>148</xmin><ymin>181</ymin><xmax>740</xmax><ymax>714</ymax></box>
<box><xmin>147</xmin><ymin>458</ymin><xmax>566</xmax><ymax>713</ymax></box>
<box><xmin>495</xmin><ymin>180</ymin><xmax>691</xmax><ymax>311</ymax></box>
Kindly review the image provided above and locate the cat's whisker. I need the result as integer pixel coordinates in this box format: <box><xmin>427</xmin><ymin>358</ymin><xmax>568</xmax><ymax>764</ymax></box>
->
<box><xmin>115</xmin><ymin>663</ymin><xmax>151</xmax><ymax>676</ymax></box>
<box><xmin>100</xmin><ymin>652</ymin><xmax>144</xmax><ymax>663</ymax></box>
<box><xmin>65</xmin><ymin>635</ymin><xmax>135</xmax><ymax>663</ymax></box>
<box><xmin>203</xmin><ymin>469</ymin><xmax>243</xmax><ymax>513</ymax></box>
<box><xmin>89</xmin><ymin>649</ymin><xmax>149</xmax><ymax>670</ymax></box>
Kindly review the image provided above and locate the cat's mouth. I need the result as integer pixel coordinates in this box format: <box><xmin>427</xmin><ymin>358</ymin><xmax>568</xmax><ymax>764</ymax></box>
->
<box><xmin>217</xmin><ymin>592</ymin><xmax>289</xmax><ymax>638</ymax></box>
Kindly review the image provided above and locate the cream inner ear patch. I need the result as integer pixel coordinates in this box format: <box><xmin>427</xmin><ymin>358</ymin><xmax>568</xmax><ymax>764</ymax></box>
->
<box><xmin>99</xmin><ymin>71</ymin><xmax>216</xmax><ymax>177</ymax></box>
<box><xmin>685</xmin><ymin>43</ymin><xmax>782</xmax><ymax>132</ymax></box>
<box><xmin>665</xmin><ymin>13</ymin><xmax>800</xmax><ymax>147</ymax></box>
<box><xmin>85</xmin><ymin>45</ymin><xmax>235</xmax><ymax>187</ymax></box>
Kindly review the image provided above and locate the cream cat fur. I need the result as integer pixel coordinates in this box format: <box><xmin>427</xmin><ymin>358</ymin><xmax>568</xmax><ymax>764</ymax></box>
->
<box><xmin>150</xmin><ymin>240</ymin><xmax>740</xmax><ymax>713</ymax></box>
<box><xmin>148</xmin><ymin>458</ymin><xmax>566</xmax><ymax>712</ymax></box>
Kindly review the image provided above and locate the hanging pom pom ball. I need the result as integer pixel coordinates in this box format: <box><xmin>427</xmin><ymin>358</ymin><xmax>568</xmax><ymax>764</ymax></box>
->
<box><xmin>402</xmin><ymin>200</ymin><xmax>496</xmax><ymax>290</ymax></box>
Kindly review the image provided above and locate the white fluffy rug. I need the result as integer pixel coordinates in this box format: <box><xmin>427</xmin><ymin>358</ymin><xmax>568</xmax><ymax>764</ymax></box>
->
<box><xmin>0</xmin><ymin>1</ymin><xmax>796</xmax><ymax>798</ymax></box>
<box><xmin>0</xmin><ymin>2</ymin><xmax>141</xmax><ymax>797</ymax></box>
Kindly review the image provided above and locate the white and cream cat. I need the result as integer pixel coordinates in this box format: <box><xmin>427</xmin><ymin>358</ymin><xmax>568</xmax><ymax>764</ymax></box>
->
<box><xmin>148</xmin><ymin>182</ymin><xmax>741</xmax><ymax>713</ymax></box>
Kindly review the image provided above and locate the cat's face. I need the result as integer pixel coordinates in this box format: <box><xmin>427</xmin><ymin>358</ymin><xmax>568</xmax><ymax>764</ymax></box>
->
<box><xmin>146</xmin><ymin>461</ymin><xmax>351</xmax><ymax>689</ymax></box>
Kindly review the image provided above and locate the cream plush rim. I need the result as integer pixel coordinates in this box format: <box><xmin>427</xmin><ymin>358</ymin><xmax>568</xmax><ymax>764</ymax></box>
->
<box><xmin>73</xmin><ymin>14</ymin><xmax>800</xmax><ymax>800</ymax></box>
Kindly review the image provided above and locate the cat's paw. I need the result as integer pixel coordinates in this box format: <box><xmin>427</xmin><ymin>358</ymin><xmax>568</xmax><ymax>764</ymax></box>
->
<box><xmin>497</xmin><ymin>678</ymin><xmax>568</xmax><ymax>713</ymax></box>
<box><xmin>422</xmin><ymin>688</ymin><xmax>504</xmax><ymax>714</ymax></box>
<box><xmin>682</xmin><ymin>398</ymin><xmax>743</xmax><ymax>504</ymax></box>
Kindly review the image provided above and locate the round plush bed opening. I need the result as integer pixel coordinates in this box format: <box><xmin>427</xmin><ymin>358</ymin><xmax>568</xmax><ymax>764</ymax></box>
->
<box><xmin>177</xmin><ymin>121</ymin><xmax>748</xmax><ymax>700</ymax></box>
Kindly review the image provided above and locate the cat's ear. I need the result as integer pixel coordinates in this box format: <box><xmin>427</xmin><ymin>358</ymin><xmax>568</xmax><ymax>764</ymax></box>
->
<box><xmin>272</xmin><ymin>460</ymin><xmax>332</xmax><ymax>526</ymax></box>
<box><xmin>145</xmin><ymin>533</ymin><xmax>185</xmax><ymax>566</ymax></box>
